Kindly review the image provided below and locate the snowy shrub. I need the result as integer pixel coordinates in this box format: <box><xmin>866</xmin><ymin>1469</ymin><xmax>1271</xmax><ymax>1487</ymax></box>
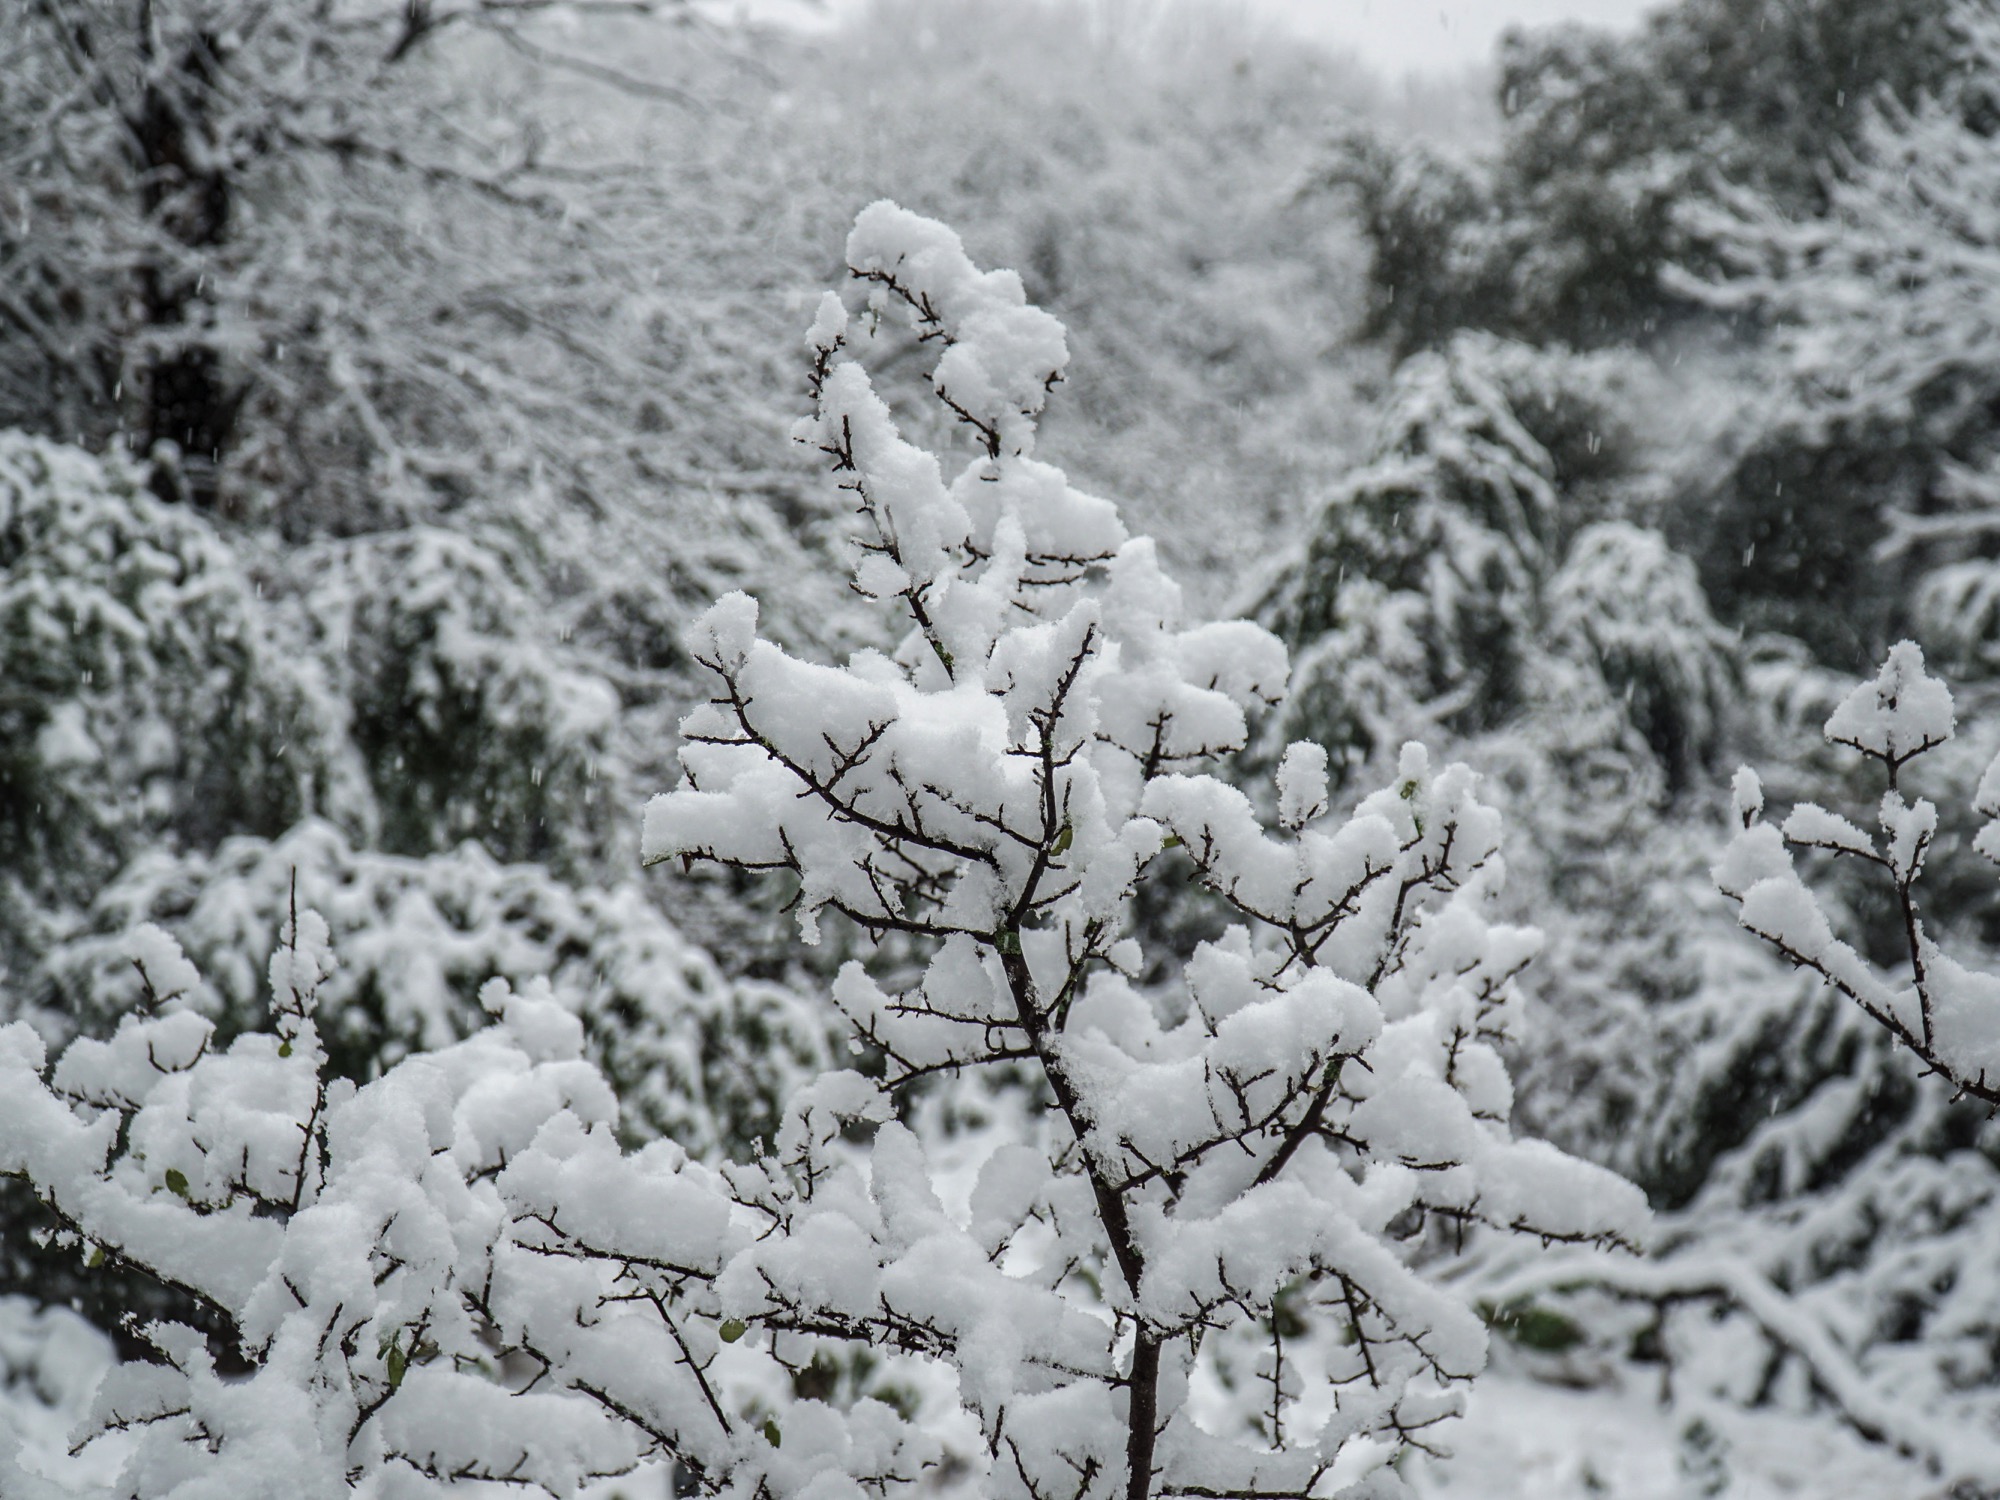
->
<box><xmin>0</xmin><ymin>431</ymin><xmax>364</xmax><ymax>973</ymax></box>
<box><xmin>1254</xmin><ymin>333</ymin><xmax>1569</xmax><ymax>765</ymax></box>
<box><xmin>1545</xmin><ymin>521</ymin><xmax>1737</xmax><ymax>792</ymax></box>
<box><xmin>1255</xmin><ymin>332</ymin><xmax>1714</xmax><ymax>792</ymax></box>
<box><xmin>298</xmin><ymin>528</ymin><xmax>623</xmax><ymax>872</ymax></box>
<box><xmin>0</xmin><ymin>822</ymin><xmax>826</xmax><ymax>1380</ymax></box>
<box><xmin>0</xmin><ymin>205</ymin><xmax>1644</xmax><ymax>1499</ymax></box>
<box><xmin>1324</xmin><ymin>0</ymin><xmax>1957</xmax><ymax>356</ymax></box>
<box><xmin>1679</xmin><ymin>0</ymin><xmax>2000</xmax><ymax>661</ymax></box>
<box><xmin>37</xmin><ymin>820</ymin><xmax>825</xmax><ymax>1157</ymax></box>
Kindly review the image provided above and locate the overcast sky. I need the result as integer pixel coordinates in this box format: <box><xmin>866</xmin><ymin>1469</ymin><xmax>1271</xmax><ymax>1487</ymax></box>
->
<box><xmin>1250</xmin><ymin>0</ymin><xmax>1653</xmax><ymax>75</ymax></box>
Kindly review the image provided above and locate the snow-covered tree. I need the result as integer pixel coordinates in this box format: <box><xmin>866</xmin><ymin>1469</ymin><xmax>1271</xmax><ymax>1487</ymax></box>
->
<box><xmin>0</xmin><ymin>204</ymin><xmax>1644</xmax><ymax>1499</ymax></box>
<box><xmin>1318</xmin><ymin>0</ymin><xmax>1960</xmax><ymax>355</ymax></box>
<box><xmin>1252</xmin><ymin>331</ymin><xmax>1717</xmax><ymax>789</ymax></box>
<box><xmin>0</xmin><ymin>0</ymin><xmax>682</xmax><ymax>514</ymax></box>
<box><xmin>1679</xmin><ymin>0</ymin><xmax>2000</xmax><ymax>663</ymax></box>
<box><xmin>0</xmin><ymin>0</ymin><xmax>871</xmax><ymax>730</ymax></box>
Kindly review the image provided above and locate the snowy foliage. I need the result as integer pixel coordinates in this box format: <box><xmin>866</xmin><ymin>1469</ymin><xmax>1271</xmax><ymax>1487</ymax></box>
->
<box><xmin>35</xmin><ymin>821</ymin><xmax>825</xmax><ymax>1158</ymax></box>
<box><xmin>1691</xmin><ymin>2</ymin><xmax>2000</xmax><ymax>469</ymax></box>
<box><xmin>0</xmin><ymin>1</ymin><xmax>676</xmax><ymax>516</ymax></box>
<box><xmin>297</xmin><ymin>528</ymin><xmax>624</xmax><ymax>872</ymax></box>
<box><xmin>1536</xmin><ymin>639</ymin><xmax>2000</xmax><ymax>1487</ymax></box>
<box><xmin>11</xmin><ymin>1</ymin><xmax>1993</xmax><ymax>1490</ymax></box>
<box><xmin>1321</xmin><ymin>0</ymin><xmax>1959</xmax><ymax>354</ymax></box>
<box><xmin>1677</xmin><ymin>0</ymin><xmax>2000</xmax><ymax>661</ymax></box>
<box><xmin>1544</xmin><ymin>522</ymin><xmax>1738</xmax><ymax>793</ymax></box>
<box><xmin>1719</xmin><ymin>641</ymin><xmax>2000</xmax><ymax>1105</ymax></box>
<box><xmin>1255</xmin><ymin>334</ymin><xmax>1566</xmax><ymax>765</ymax></box>
<box><xmin>0</xmin><ymin>204</ymin><xmax>1645</xmax><ymax>1500</ymax></box>
<box><xmin>641</xmin><ymin>204</ymin><xmax>1646</xmax><ymax>1499</ymax></box>
<box><xmin>0</xmin><ymin>0</ymin><xmax>868</xmax><ymax>762</ymax></box>
<box><xmin>0</xmin><ymin>431</ymin><xmax>363</xmax><ymax>977</ymax></box>
<box><xmin>1255</xmin><ymin>332</ymin><xmax>1721</xmax><ymax>788</ymax></box>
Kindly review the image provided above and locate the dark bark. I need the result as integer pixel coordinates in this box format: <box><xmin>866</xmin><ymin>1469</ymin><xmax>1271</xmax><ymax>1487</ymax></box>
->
<box><xmin>129</xmin><ymin>10</ymin><xmax>238</xmax><ymax>507</ymax></box>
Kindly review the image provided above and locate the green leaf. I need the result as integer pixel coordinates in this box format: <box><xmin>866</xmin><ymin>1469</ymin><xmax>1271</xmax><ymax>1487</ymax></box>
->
<box><xmin>718</xmin><ymin>1318</ymin><xmax>748</xmax><ymax>1344</ymax></box>
<box><xmin>85</xmin><ymin>1245</ymin><xmax>105</xmax><ymax>1270</ymax></box>
<box><xmin>869</xmin><ymin>1381</ymin><xmax>922</xmax><ymax>1422</ymax></box>
<box><xmin>1161</xmin><ymin>834</ymin><xmax>1183</xmax><ymax>849</ymax></box>
<box><xmin>163</xmin><ymin>1168</ymin><xmax>189</xmax><ymax>1199</ymax></box>
<box><xmin>386</xmin><ymin>1339</ymin><xmax>408</xmax><ymax>1390</ymax></box>
<box><xmin>1051</xmin><ymin>822</ymin><xmax>1073</xmax><ymax>856</ymax></box>
<box><xmin>1480</xmin><ymin>1297</ymin><xmax>1585</xmax><ymax>1353</ymax></box>
<box><xmin>762</xmin><ymin>1418</ymin><xmax>782</xmax><ymax>1449</ymax></box>
<box><xmin>277</xmin><ymin>1040</ymin><xmax>293</xmax><ymax>1059</ymax></box>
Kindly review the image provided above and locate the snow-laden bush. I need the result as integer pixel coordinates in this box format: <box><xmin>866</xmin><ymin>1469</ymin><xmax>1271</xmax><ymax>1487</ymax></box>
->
<box><xmin>1321</xmin><ymin>0</ymin><xmax>1958</xmax><ymax>357</ymax></box>
<box><xmin>37</xmin><ymin>820</ymin><xmax>825</xmax><ymax>1157</ymax></box>
<box><xmin>1679</xmin><ymin>0</ymin><xmax>2000</xmax><ymax>663</ymax></box>
<box><xmin>297</xmin><ymin>528</ymin><xmax>624</xmax><ymax>872</ymax></box>
<box><xmin>1544</xmin><ymin>521</ymin><xmax>1737</xmax><ymax>793</ymax></box>
<box><xmin>1254</xmin><ymin>334</ymin><xmax>1565</xmax><ymax>771</ymax></box>
<box><xmin>1254</xmin><ymin>331</ymin><xmax>1726</xmax><ymax>793</ymax></box>
<box><xmin>0</xmin><ymin>431</ymin><xmax>366</xmax><ymax>972</ymax></box>
<box><xmin>0</xmin><ymin>205</ymin><xmax>1644</xmax><ymax>1499</ymax></box>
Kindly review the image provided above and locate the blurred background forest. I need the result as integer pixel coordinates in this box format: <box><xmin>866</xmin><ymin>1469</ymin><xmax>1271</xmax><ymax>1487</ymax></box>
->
<box><xmin>3</xmin><ymin>0</ymin><xmax>1999</xmax><ymax>1493</ymax></box>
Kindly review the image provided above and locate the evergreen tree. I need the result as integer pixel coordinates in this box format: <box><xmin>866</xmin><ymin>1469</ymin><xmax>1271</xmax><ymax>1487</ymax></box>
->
<box><xmin>1254</xmin><ymin>330</ymin><xmax>1699</xmax><ymax>785</ymax></box>
<box><xmin>1686</xmin><ymin>0</ymin><xmax>2000</xmax><ymax>666</ymax></box>
<box><xmin>1319</xmin><ymin>0</ymin><xmax>1961</xmax><ymax>355</ymax></box>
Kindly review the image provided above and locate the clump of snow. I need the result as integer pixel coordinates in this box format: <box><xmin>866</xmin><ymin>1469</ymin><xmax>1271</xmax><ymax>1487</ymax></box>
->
<box><xmin>121</xmin><ymin>924</ymin><xmax>202</xmax><ymax>1010</ymax></box>
<box><xmin>1822</xmin><ymin>639</ymin><xmax>1954</xmax><ymax>768</ymax></box>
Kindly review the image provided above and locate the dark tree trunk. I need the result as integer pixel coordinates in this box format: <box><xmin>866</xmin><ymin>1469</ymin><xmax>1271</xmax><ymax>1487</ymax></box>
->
<box><xmin>129</xmin><ymin>9</ymin><xmax>238</xmax><ymax>507</ymax></box>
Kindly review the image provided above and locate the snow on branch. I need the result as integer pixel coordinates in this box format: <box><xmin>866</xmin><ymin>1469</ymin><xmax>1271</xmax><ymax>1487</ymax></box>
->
<box><xmin>1720</xmin><ymin>641</ymin><xmax>2000</xmax><ymax>1107</ymax></box>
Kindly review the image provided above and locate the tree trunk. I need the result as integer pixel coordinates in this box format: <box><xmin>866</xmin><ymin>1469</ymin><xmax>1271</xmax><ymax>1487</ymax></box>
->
<box><xmin>130</xmin><ymin>13</ymin><xmax>236</xmax><ymax>508</ymax></box>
